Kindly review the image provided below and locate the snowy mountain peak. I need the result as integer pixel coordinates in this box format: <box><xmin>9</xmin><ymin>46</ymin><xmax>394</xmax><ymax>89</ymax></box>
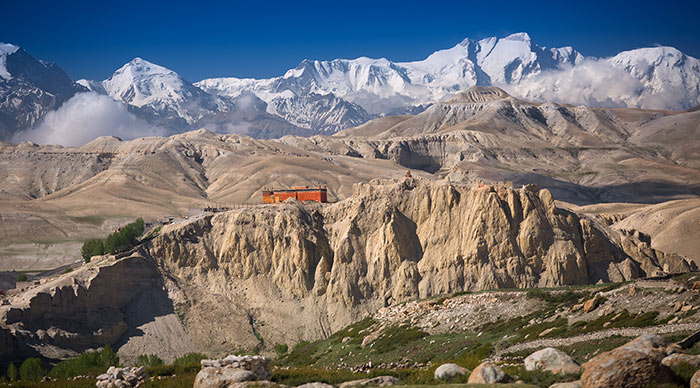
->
<box><xmin>0</xmin><ymin>42</ymin><xmax>20</xmax><ymax>80</ymax></box>
<box><xmin>0</xmin><ymin>42</ymin><xmax>19</xmax><ymax>56</ymax></box>
<box><xmin>103</xmin><ymin>57</ymin><xmax>187</xmax><ymax>107</ymax></box>
<box><xmin>503</xmin><ymin>32</ymin><xmax>532</xmax><ymax>42</ymax></box>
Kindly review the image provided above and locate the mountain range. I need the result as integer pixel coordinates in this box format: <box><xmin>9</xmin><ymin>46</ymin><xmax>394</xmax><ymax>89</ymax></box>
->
<box><xmin>1</xmin><ymin>33</ymin><xmax>699</xmax><ymax>143</ymax></box>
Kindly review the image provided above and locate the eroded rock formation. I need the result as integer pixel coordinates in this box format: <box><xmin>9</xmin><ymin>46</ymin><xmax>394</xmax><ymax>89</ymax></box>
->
<box><xmin>1</xmin><ymin>180</ymin><xmax>695</xmax><ymax>361</ymax></box>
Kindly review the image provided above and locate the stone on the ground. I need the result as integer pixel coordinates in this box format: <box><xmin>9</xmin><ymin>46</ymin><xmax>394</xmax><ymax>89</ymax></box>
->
<box><xmin>580</xmin><ymin>334</ymin><xmax>675</xmax><ymax>388</ymax></box>
<box><xmin>691</xmin><ymin>369</ymin><xmax>700</xmax><ymax>388</ymax></box>
<box><xmin>194</xmin><ymin>368</ymin><xmax>255</xmax><ymax>388</ymax></box>
<box><xmin>338</xmin><ymin>376</ymin><xmax>398</xmax><ymax>388</ymax></box>
<box><xmin>95</xmin><ymin>366</ymin><xmax>148</xmax><ymax>388</ymax></box>
<box><xmin>467</xmin><ymin>361</ymin><xmax>509</xmax><ymax>384</ymax></box>
<box><xmin>549</xmin><ymin>381</ymin><xmax>581</xmax><ymax>388</ymax></box>
<box><xmin>524</xmin><ymin>347</ymin><xmax>581</xmax><ymax>374</ymax></box>
<box><xmin>582</xmin><ymin>297</ymin><xmax>599</xmax><ymax>313</ymax></box>
<box><xmin>434</xmin><ymin>363</ymin><xmax>468</xmax><ymax>379</ymax></box>
<box><xmin>661</xmin><ymin>353</ymin><xmax>700</xmax><ymax>368</ymax></box>
<box><xmin>194</xmin><ymin>355</ymin><xmax>271</xmax><ymax>388</ymax></box>
<box><xmin>297</xmin><ymin>383</ymin><xmax>335</xmax><ymax>388</ymax></box>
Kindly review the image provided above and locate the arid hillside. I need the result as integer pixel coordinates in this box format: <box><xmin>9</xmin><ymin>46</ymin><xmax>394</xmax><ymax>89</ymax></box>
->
<box><xmin>0</xmin><ymin>86</ymin><xmax>698</xmax><ymax>272</ymax></box>
<box><xmin>1</xmin><ymin>180</ymin><xmax>695</xmax><ymax>364</ymax></box>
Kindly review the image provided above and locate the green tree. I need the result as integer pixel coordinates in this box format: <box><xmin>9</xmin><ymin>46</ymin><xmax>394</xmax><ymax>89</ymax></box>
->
<box><xmin>6</xmin><ymin>362</ymin><xmax>18</xmax><ymax>381</ymax></box>
<box><xmin>98</xmin><ymin>345</ymin><xmax>119</xmax><ymax>367</ymax></box>
<box><xmin>81</xmin><ymin>239</ymin><xmax>104</xmax><ymax>263</ymax></box>
<box><xmin>19</xmin><ymin>358</ymin><xmax>46</xmax><ymax>381</ymax></box>
<box><xmin>17</xmin><ymin>273</ymin><xmax>27</xmax><ymax>282</ymax></box>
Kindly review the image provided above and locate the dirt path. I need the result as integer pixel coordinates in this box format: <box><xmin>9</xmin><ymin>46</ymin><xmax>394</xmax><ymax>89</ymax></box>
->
<box><xmin>495</xmin><ymin>323</ymin><xmax>700</xmax><ymax>356</ymax></box>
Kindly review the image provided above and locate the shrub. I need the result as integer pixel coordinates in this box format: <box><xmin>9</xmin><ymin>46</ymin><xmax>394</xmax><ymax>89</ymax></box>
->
<box><xmin>173</xmin><ymin>353</ymin><xmax>207</xmax><ymax>368</ymax></box>
<box><xmin>19</xmin><ymin>358</ymin><xmax>47</xmax><ymax>381</ymax></box>
<box><xmin>137</xmin><ymin>354</ymin><xmax>164</xmax><ymax>367</ymax></box>
<box><xmin>274</xmin><ymin>343</ymin><xmax>288</xmax><ymax>357</ymax></box>
<box><xmin>6</xmin><ymin>362</ymin><xmax>18</xmax><ymax>381</ymax></box>
<box><xmin>17</xmin><ymin>273</ymin><xmax>27</xmax><ymax>282</ymax></box>
<box><xmin>99</xmin><ymin>345</ymin><xmax>119</xmax><ymax>367</ymax></box>
<box><xmin>50</xmin><ymin>346</ymin><xmax>120</xmax><ymax>378</ymax></box>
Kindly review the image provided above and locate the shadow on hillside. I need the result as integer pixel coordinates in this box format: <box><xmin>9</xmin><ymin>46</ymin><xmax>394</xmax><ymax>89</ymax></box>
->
<box><xmin>507</xmin><ymin>172</ymin><xmax>700</xmax><ymax>205</ymax></box>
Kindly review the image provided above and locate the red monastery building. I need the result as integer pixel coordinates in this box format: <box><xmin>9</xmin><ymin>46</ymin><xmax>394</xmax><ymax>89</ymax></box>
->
<box><xmin>262</xmin><ymin>186</ymin><xmax>328</xmax><ymax>204</ymax></box>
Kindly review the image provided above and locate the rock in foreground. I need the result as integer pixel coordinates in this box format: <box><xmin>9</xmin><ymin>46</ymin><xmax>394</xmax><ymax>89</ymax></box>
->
<box><xmin>524</xmin><ymin>347</ymin><xmax>581</xmax><ymax>375</ymax></box>
<box><xmin>580</xmin><ymin>334</ymin><xmax>676</xmax><ymax>388</ymax></box>
<box><xmin>96</xmin><ymin>366</ymin><xmax>147</xmax><ymax>388</ymax></box>
<box><xmin>194</xmin><ymin>355</ymin><xmax>271</xmax><ymax>388</ymax></box>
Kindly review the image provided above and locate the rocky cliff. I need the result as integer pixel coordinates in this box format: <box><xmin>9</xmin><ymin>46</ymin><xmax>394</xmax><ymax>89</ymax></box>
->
<box><xmin>145</xmin><ymin>180</ymin><xmax>694</xmax><ymax>355</ymax></box>
<box><xmin>1</xmin><ymin>180</ymin><xmax>695</xmax><ymax>362</ymax></box>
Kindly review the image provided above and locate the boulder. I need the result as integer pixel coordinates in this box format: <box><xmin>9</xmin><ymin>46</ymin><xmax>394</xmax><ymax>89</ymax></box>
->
<box><xmin>661</xmin><ymin>353</ymin><xmax>700</xmax><ymax>368</ymax></box>
<box><xmin>338</xmin><ymin>376</ymin><xmax>397</xmax><ymax>388</ymax></box>
<box><xmin>434</xmin><ymin>363</ymin><xmax>468</xmax><ymax>379</ymax></box>
<box><xmin>297</xmin><ymin>383</ymin><xmax>335</xmax><ymax>388</ymax></box>
<box><xmin>549</xmin><ymin>382</ymin><xmax>581</xmax><ymax>388</ymax></box>
<box><xmin>691</xmin><ymin>369</ymin><xmax>700</xmax><ymax>388</ymax></box>
<box><xmin>582</xmin><ymin>297</ymin><xmax>599</xmax><ymax>313</ymax></box>
<box><xmin>194</xmin><ymin>368</ymin><xmax>256</xmax><ymax>388</ymax></box>
<box><xmin>524</xmin><ymin>347</ymin><xmax>581</xmax><ymax>374</ymax></box>
<box><xmin>580</xmin><ymin>335</ymin><xmax>675</xmax><ymax>388</ymax></box>
<box><xmin>467</xmin><ymin>361</ymin><xmax>509</xmax><ymax>384</ymax></box>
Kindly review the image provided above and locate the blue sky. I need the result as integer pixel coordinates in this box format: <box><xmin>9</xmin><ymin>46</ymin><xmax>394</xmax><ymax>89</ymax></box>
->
<box><xmin>2</xmin><ymin>0</ymin><xmax>699</xmax><ymax>82</ymax></box>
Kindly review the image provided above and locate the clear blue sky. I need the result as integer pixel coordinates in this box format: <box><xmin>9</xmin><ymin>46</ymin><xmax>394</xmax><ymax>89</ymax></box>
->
<box><xmin>2</xmin><ymin>0</ymin><xmax>699</xmax><ymax>82</ymax></box>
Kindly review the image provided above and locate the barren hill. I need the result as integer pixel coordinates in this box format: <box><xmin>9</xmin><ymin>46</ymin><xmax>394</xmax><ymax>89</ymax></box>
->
<box><xmin>1</xmin><ymin>180</ymin><xmax>695</xmax><ymax>363</ymax></box>
<box><xmin>1</xmin><ymin>87</ymin><xmax>698</xmax><ymax>272</ymax></box>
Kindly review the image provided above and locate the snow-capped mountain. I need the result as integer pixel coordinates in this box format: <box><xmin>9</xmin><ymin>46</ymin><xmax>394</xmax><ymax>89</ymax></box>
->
<box><xmin>608</xmin><ymin>46</ymin><xmax>700</xmax><ymax>109</ymax></box>
<box><xmin>198</xmin><ymin>32</ymin><xmax>700</xmax><ymax>113</ymax></box>
<box><xmin>0</xmin><ymin>43</ymin><xmax>85</xmax><ymax>139</ymax></box>
<box><xmin>95</xmin><ymin>57</ymin><xmax>230</xmax><ymax>130</ymax></box>
<box><xmin>268</xmin><ymin>93</ymin><xmax>371</xmax><ymax>132</ymax></box>
<box><xmin>2</xmin><ymin>33</ymin><xmax>699</xmax><ymax>143</ymax></box>
<box><xmin>197</xmin><ymin>33</ymin><xmax>586</xmax><ymax>114</ymax></box>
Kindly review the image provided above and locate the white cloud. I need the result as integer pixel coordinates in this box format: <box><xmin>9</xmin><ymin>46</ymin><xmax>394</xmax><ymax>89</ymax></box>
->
<box><xmin>13</xmin><ymin>92</ymin><xmax>166</xmax><ymax>147</ymax></box>
<box><xmin>502</xmin><ymin>59</ymin><xmax>644</xmax><ymax>108</ymax></box>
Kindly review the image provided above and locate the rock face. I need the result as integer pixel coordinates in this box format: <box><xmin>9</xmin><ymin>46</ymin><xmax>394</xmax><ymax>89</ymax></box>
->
<box><xmin>434</xmin><ymin>363</ymin><xmax>468</xmax><ymax>379</ymax></box>
<box><xmin>524</xmin><ymin>347</ymin><xmax>581</xmax><ymax>374</ymax></box>
<box><xmin>1</xmin><ymin>180</ymin><xmax>695</xmax><ymax>361</ymax></box>
<box><xmin>467</xmin><ymin>361</ymin><xmax>509</xmax><ymax>384</ymax></box>
<box><xmin>580</xmin><ymin>335</ymin><xmax>676</xmax><ymax>388</ymax></box>
<box><xmin>144</xmin><ymin>180</ymin><xmax>693</xmax><ymax>352</ymax></box>
<box><xmin>194</xmin><ymin>355</ymin><xmax>270</xmax><ymax>388</ymax></box>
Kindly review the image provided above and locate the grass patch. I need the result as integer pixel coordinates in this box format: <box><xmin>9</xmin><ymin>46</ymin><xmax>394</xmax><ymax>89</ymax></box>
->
<box><xmin>68</xmin><ymin>216</ymin><xmax>105</xmax><ymax>226</ymax></box>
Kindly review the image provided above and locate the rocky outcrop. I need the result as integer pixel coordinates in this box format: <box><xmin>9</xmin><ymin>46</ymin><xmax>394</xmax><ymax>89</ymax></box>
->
<box><xmin>194</xmin><ymin>355</ymin><xmax>271</xmax><ymax>388</ymax></box>
<box><xmin>580</xmin><ymin>335</ymin><xmax>676</xmax><ymax>388</ymax></box>
<box><xmin>1</xmin><ymin>180</ymin><xmax>695</xmax><ymax>362</ymax></box>
<box><xmin>0</xmin><ymin>250</ymin><xmax>193</xmax><ymax>361</ymax></box>
<box><xmin>524</xmin><ymin>347</ymin><xmax>581</xmax><ymax>375</ymax></box>
<box><xmin>145</xmin><ymin>180</ymin><xmax>694</xmax><ymax>352</ymax></box>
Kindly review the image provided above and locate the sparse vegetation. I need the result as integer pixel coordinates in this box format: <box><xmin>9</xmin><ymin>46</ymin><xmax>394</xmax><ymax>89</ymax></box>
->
<box><xmin>16</xmin><ymin>273</ymin><xmax>27</xmax><ymax>282</ymax></box>
<box><xmin>136</xmin><ymin>354</ymin><xmax>164</xmax><ymax>368</ymax></box>
<box><xmin>49</xmin><ymin>345</ymin><xmax>119</xmax><ymax>379</ymax></box>
<box><xmin>274</xmin><ymin>343</ymin><xmax>288</xmax><ymax>357</ymax></box>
